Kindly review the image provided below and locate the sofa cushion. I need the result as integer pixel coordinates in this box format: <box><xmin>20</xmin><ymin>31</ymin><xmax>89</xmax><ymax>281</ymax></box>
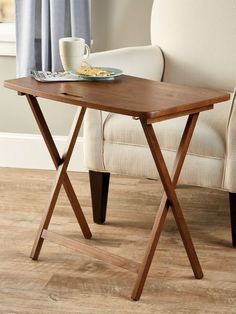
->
<box><xmin>151</xmin><ymin>0</ymin><xmax>236</xmax><ymax>91</ymax></box>
<box><xmin>103</xmin><ymin>96</ymin><xmax>233</xmax><ymax>159</ymax></box>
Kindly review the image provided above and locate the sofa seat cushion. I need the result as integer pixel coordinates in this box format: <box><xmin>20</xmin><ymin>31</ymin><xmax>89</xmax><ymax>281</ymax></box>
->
<box><xmin>103</xmin><ymin>99</ymin><xmax>232</xmax><ymax>160</ymax></box>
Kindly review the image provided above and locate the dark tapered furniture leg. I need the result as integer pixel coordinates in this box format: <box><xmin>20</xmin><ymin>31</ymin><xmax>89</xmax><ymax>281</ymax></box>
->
<box><xmin>229</xmin><ymin>192</ymin><xmax>236</xmax><ymax>247</ymax></box>
<box><xmin>89</xmin><ymin>170</ymin><xmax>110</xmax><ymax>224</ymax></box>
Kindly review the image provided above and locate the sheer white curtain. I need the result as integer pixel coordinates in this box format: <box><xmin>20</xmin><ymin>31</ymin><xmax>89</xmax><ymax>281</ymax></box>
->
<box><xmin>16</xmin><ymin>0</ymin><xmax>91</xmax><ymax>77</ymax></box>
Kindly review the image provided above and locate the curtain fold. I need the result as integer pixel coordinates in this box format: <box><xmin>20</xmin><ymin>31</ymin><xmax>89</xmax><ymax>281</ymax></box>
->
<box><xmin>16</xmin><ymin>0</ymin><xmax>91</xmax><ymax>77</ymax></box>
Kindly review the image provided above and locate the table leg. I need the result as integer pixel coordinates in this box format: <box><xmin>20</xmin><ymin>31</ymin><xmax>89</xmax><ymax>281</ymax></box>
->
<box><xmin>26</xmin><ymin>96</ymin><xmax>91</xmax><ymax>242</ymax></box>
<box><xmin>25</xmin><ymin>95</ymin><xmax>91</xmax><ymax>260</ymax></box>
<box><xmin>131</xmin><ymin>114</ymin><xmax>203</xmax><ymax>300</ymax></box>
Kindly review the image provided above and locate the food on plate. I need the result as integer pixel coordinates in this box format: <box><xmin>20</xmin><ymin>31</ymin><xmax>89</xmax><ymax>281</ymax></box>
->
<box><xmin>77</xmin><ymin>66</ymin><xmax>113</xmax><ymax>77</ymax></box>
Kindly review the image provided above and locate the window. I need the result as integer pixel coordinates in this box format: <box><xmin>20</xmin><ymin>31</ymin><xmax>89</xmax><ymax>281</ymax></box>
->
<box><xmin>0</xmin><ymin>0</ymin><xmax>15</xmax><ymax>56</ymax></box>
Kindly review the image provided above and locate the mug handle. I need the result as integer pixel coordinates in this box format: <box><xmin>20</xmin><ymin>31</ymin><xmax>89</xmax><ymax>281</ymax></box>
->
<box><xmin>84</xmin><ymin>44</ymin><xmax>90</xmax><ymax>60</ymax></box>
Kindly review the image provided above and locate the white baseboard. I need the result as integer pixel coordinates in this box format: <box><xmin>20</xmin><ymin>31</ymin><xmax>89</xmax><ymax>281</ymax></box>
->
<box><xmin>0</xmin><ymin>133</ymin><xmax>86</xmax><ymax>171</ymax></box>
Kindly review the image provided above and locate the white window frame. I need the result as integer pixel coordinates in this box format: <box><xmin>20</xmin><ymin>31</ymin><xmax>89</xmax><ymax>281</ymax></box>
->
<box><xmin>0</xmin><ymin>23</ymin><xmax>16</xmax><ymax>56</ymax></box>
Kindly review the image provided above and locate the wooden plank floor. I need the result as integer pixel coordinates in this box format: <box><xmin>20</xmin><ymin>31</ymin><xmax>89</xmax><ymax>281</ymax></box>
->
<box><xmin>0</xmin><ymin>167</ymin><xmax>235</xmax><ymax>313</ymax></box>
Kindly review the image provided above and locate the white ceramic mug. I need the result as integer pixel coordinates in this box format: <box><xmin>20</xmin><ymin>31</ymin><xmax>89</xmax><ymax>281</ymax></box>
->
<box><xmin>59</xmin><ymin>37</ymin><xmax>90</xmax><ymax>73</ymax></box>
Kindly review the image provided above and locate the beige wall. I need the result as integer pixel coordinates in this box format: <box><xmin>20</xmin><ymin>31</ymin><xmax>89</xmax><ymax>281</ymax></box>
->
<box><xmin>0</xmin><ymin>0</ymin><xmax>153</xmax><ymax>135</ymax></box>
<box><xmin>91</xmin><ymin>0</ymin><xmax>153</xmax><ymax>52</ymax></box>
<box><xmin>0</xmin><ymin>57</ymin><xmax>77</xmax><ymax>135</ymax></box>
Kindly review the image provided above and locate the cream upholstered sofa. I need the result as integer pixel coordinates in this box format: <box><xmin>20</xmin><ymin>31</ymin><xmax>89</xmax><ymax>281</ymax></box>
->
<box><xmin>85</xmin><ymin>0</ymin><xmax>236</xmax><ymax>246</ymax></box>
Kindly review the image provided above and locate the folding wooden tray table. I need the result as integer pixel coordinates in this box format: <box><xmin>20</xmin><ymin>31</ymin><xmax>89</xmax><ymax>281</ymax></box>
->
<box><xmin>4</xmin><ymin>75</ymin><xmax>229</xmax><ymax>300</ymax></box>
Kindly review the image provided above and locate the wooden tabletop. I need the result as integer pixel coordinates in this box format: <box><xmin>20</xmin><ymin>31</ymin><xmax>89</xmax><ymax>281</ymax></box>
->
<box><xmin>4</xmin><ymin>75</ymin><xmax>230</xmax><ymax>121</ymax></box>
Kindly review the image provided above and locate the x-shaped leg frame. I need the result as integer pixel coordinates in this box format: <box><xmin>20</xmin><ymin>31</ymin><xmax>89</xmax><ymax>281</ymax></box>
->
<box><xmin>131</xmin><ymin>113</ymin><xmax>203</xmax><ymax>300</ymax></box>
<box><xmin>26</xmin><ymin>95</ymin><xmax>92</xmax><ymax>260</ymax></box>
<box><xmin>26</xmin><ymin>93</ymin><xmax>203</xmax><ymax>301</ymax></box>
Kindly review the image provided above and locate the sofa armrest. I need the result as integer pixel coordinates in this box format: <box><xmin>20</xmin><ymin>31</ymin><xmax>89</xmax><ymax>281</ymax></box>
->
<box><xmin>224</xmin><ymin>87</ymin><xmax>236</xmax><ymax>192</ymax></box>
<box><xmin>89</xmin><ymin>45</ymin><xmax>164</xmax><ymax>81</ymax></box>
<box><xmin>84</xmin><ymin>45</ymin><xmax>164</xmax><ymax>171</ymax></box>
